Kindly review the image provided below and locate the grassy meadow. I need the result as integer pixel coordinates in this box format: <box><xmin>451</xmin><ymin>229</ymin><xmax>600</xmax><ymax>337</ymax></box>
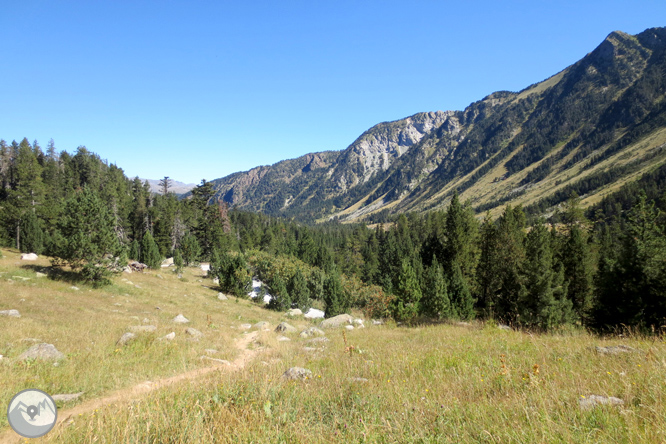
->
<box><xmin>1</xmin><ymin>248</ymin><xmax>666</xmax><ymax>443</ymax></box>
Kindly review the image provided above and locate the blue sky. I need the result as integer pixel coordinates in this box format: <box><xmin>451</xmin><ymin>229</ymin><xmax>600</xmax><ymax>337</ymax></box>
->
<box><xmin>1</xmin><ymin>1</ymin><xmax>664</xmax><ymax>184</ymax></box>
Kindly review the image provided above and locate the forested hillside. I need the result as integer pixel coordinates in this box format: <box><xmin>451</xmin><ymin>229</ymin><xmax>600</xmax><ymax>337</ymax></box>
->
<box><xmin>1</xmin><ymin>136</ymin><xmax>665</xmax><ymax>332</ymax></box>
<box><xmin>202</xmin><ymin>27</ymin><xmax>666</xmax><ymax>224</ymax></box>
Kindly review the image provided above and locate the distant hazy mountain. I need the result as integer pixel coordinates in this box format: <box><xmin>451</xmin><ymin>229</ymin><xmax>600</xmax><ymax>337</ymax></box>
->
<box><xmin>205</xmin><ymin>27</ymin><xmax>666</xmax><ymax>223</ymax></box>
<box><xmin>141</xmin><ymin>178</ymin><xmax>197</xmax><ymax>195</ymax></box>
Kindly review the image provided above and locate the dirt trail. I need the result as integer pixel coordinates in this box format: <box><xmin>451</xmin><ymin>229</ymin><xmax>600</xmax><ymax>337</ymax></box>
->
<box><xmin>0</xmin><ymin>331</ymin><xmax>261</xmax><ymax>443</ymax></box>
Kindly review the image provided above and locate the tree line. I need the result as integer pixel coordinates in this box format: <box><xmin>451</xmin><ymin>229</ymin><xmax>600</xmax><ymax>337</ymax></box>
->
<box><xmin>1</xmin><ymin>137</ymin><xmax>665</xmax><ymax>332</ymax></box>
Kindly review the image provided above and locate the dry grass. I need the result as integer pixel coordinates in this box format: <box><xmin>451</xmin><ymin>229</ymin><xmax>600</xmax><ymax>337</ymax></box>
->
<box><xmin>3</xmin><ymin>249</ymin><xmax>666</xmax><ymax>443</ymax></box>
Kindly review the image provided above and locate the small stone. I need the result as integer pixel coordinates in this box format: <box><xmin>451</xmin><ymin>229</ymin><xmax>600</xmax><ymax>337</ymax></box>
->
<box><xmin>185</xmin><ymin>328</ymin><xmax>203</xmax><ymax>339</ymax></box>
<box><xmin>345</xmin><ymin>325</ymin><xmax>354</xmax><ymax>330</ymax></box>
<box><xmin>595</xmin><ymin>345</ymin><xmax>637</xmax><ymax>355</ymax></box>
<box><xmin>286</xmin><ymin>308</ymin><xmax>303</xmax><ymax>317</ymax></box>
<box><xmin>0</xmin><ymin>309</ymin><xmax>20</xmax><ymax>318</ymax></box>
<box><xmin>113</xmin><ymin>303</ymin><xmax>122</xmax><ymax>307</ymax></box>
<box><xmin>20</xmin><ymin>253</ymin><xmax>38</xmax><ymax>261</ymax></box>
<box><xmin>116</xmin><ymin>332</ymin><xmax>137</xmax><ymax>346</ymax></box>
<box><xmin>306</xmin><ymin>337</ymin><xmax>330</xmax><ymax>345</ymax></box>
<box><xmin>19</xmin><ymin>343</ymin><xmax>65</xmax><ymax>361</ymax></box>
<box><xmin>579</xmin><ymin>395</ymin><xmax>624</xmax><ymax>411</ymax></box>
<box><xmin>51</xmin><ymin>392</ymin><xmax>84</xmax><ymax>402</ymax></box>
<box><xmin>173</xmin><ymin>314</ymin><xmax>190</xmax><ymax>324</ymax></box>
<box><xmin>299</xmin><ymin>327</ymin><xmax>325</xmax><ymax>338</ymax></box>
<box><xmin>128</xmin><ymin>325</ymin><xmax>157</xmax><ymax>333</ymax></box>
<box><xmin>70</xmin><ymin>286</ymin><xmax>80</xmax><ymax>291</ymax></box>
<box><xmin>217</xmin><ymin>293</ymin><xmax>229</xmax><ymax>301</ymax></box>
<box><xmin>35</xmin><ymin>272</ymin><xmax>47</xmax><ymax>278</ymax></box>
<box><xmin>163</xmin><ymin>332</ymin><xmax>176</xmax><ymax>341</ymax></box>
<box><xmin>274</xmin><ymin>322</ymin><xmax>297</xmax><ymax>334</ymax></box>
<box><xmin>282</xmin><ymin>367</ymin><xmax>312</xmax><ymax>381</ymax></box>
<box><xmin>276</xmin><ymin>336</ymin><xmax>291</xmax><ymax>342</ymax></box>
<box><xmin>320</xmin><ymin>314</ymin><xmax>354</xmax><ymax>329</ymax></box>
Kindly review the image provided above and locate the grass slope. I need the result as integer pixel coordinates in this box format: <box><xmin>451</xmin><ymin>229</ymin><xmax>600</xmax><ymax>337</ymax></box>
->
<box><xmin>2</xmin><ymin>249</ymin><xmax>666</xmax><ymax>443</ymax></box>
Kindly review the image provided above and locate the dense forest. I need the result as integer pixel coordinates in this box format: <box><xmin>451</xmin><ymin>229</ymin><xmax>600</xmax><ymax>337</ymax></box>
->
<box><xmin>1</xmin><ymin>138</ymin><xmax>665</xmax><ymax>332</ymax></box>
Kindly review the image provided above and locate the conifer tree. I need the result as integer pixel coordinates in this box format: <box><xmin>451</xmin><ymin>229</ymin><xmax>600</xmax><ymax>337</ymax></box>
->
<box><xmin>268</xmin><ymin>273</ymin><xmax>291</xmax><ymax>311</ymax></box>
<box><xmin>443</xmin><ymin>192</ymin><xmax>480</xmax><ymax>287</ymax></box>
<box><xmin>20</xmin><ymin>210</ymin><xmax>43</xmax><ymax>254</ymax></box>
<box><xmin>477</xmin><ymin>211</ymin><xmax>501</xmax><ymax>318</ymax></box>
<box><xmin>141</xmin><ymin>232</ymin><xmax>162</xmax><ymax>269</ymax></box>
<box><xmin>420</xmin><ymin>257</ymin><xmax>451</xmax><ymax>319</ymax></box>
<box><xmin>173</xmin><ymin>249</ymin><xmax>184</xmax><ymax>274</ymax></box>
<box><xmin>323</xmin><ymin>269</ymin><xmax>348</xmax><ymax>317</ymax></box>
<box><xmin>129</xmin><ymin>239</ymin><xmax>140</xmax><ymax>261</ymax></box>
<box><xmin>180</xmin><ymin>233</ymin><xmax>201</xmax><ymax>265</ymax></box>
<box><xmin>494</xmin><ymin>205</ymin><xmax>527</xmax><ymax>324</ymax></box>
<box><xmin>519</xmin><ymin>220</ymin><xmax>572</xmax><ymax>330</ymax></box>
<box><xmin>391</xmin><ymin>259</ymin><xmax>422</xmax><ymax>323</ymax></box>
<box><xmin>449</xmin><ymin>262</ymin><xmax>474</xmax><ymax>320</ymax></box>
<box><xmin>289</xmin><ymin>268</ymin><xmax>311</xmax><ymax>312</ymax></box>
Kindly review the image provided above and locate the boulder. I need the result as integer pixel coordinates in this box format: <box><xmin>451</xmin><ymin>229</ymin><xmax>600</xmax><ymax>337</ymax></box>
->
<box><xmin>286</xmin><ymin>308</ymin><xmax>303</xmax><ymax>317</ymax></box>
<box><xmin>162</xmin><ymin>332</ymin><xmax>176</xmax><ymax>341</ymax></box>
<box><xmin>217</xmin><ymin>293</ymin><xmax>229</xmax><ymax>301</ymax></box>
<box><xmin>320</xmin><ymin>314</ymin><xmax>354</xmax><ymax>329</ymax></box>
<box><xmin>353</xmin><ymin>319</ymin><xmax>365</xmax><ymax>327</ymax></box>
<box><xmin>18</xmin><ymin>343</ymin><xmax>65</xmax><ymax>361</ymax></box>
<box><xmin>579</xmin><ymin>395</ymin><xmax>624</xmax><ymax>411</ymax></box>
<box><xmin>200</xmin><ymin>263</ymin><xmax>211</xmax><ymax>272</ymax></box>
<box><xmin>161</xmin><ymin>258</ymin><xmax>174</xmax><ymax>268</ymax></box>
<box><xmin>51</xmin><ymin>392</ymin><xmax>84</xmax><ymax>402</ymax></box>
<box><xmin>304</xmin><ymin>308</ymin><xmax>325</xmax><ymax>319</ymax></box>
<box><xmin>282</xmin><ymin>367</ymin><xmax>312</xmax><ymax>381</ymax></box>
<box><xmin>371</xmin><ymin>319</ymin><xmax>385</xmax><ymax>325</ymax></box>
<box><xmin>128</xmin><ymin>261</ymin><xmax>148</xmax><ymax>272</ymax></box>
<box><xmin>274</xmin><ymin>322</ymin><xmax>297</xmax><ymax>334</ymax></box>
<box><xmin>252</xmin><ymin>321</ymin><xmax>270</xmax><ymax>331</ymax></box>
<box><xmin>129</xmin><ymin>325</ymin><xmax>157</xmax><ymax>333</ymax></box>
<box><xmin>116</xmin><ymin>333</ymin><xmax>137</xmax><ymax>346</ymax></box>
<box><xmin>345</xmin><ymin>325</ymin><xmax>354</xmax><ymax>330</ymax></box>
<box><xmin>70</xmin><ymin>286</ymin><xmax>80</xmax><ymax>291</ymax></box>
<box><xmin>20</xmin><ymin>253</ymin><xmax>38</xmax><ymax>261</ymax></box>
<box><xmin>173</xmin><ymin>314</ymin><xmax>190</xmax><ymax>324</ymax></box>
<box><xmin>498</xmin><ymin>324</ymin><xmax>512</xmax><ymax>331</ymax></box>
<box><xmin>185</xmin><ymin>328</ymin><xmax>203</xmax><ymax>339</ymax></box>
<box><xmin>299</xmin><ymin>327</ymin><xmax>325</xmax><ymax>338</ymax></box>
<box><xmin>595</xmin><ymin>345</ymin><xmax>636</xmax><ymax>355</ymax></box>
<box><xmin>0</xmin><ymin>309</ymin><xmax>20</xmax><ymax>318</ymax></box>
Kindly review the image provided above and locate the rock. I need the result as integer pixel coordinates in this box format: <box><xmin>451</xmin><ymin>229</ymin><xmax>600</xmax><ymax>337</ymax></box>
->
<box><xmin>350</xmin><ymin>377</ymin><xmax>369</xmax><ymax>383</ymax></box>
<box><xmin>498</xmin><ymin>324</ymin><xmax>512</xmax><ymax>331</ymax></box>
<box><xmin>173</xmin><ymin>314</ymin><xmax>190</xmax><ymax>324</ymax></box>
<box><xmin>163</xmin><ymin>332</ymin><xmax>176</xmax><ymax>341</ymax></box>
<box><xmin>201</xmin><ymin>356</ymin><xmax>231</xmax><ymax>365</ymax></box>
<box><xmin>200</xmin><ymin>263</ymin><xmax>211</xmax><ymax>272</ymax></box>
<box><xmin>252</xmin><ymin>321</ymin><xmax>270</xmax><ymax>331</ymax></box>
<box><xmin>345</xmin><ymin>325</ymin><xmax>355</xmax><ymax>330</ymax></box>
<box><xmin>20</xmin><ymin>253</ymin><xmax>38</xmax><ymax>261</ymax></box>
<box><xmin>371</xmin><ymin>319</ymin><xmax>384</xmax><ymax>325</ymax></box>
<box><xmin>595</xmin><ymin>345</ymin><xmax>637</xmax><ymax>355</ymax></box>
<box><xmin>19</xmin><ymin>343</ymin><xmax>65</xmax><ymax>361</ymax></box>
<box><xmin>213</xmin><ymin>277</ymin><xmax>220</xmax><ymax>285</ymax></box>
<box><xmin>276</xmin><ymin>335</ymin><xmax>291</xmax><ymax>342</ymax></box>
<box><xmin>123</xmin><ymin>266</ymin><xmax>132</xmax><ymax>274</ymax></box>
<box><xmin>217</xmin><ymin>293</ymin><xmax>229</xmax><ymax>301</ymax></box>
<box><xmin>240</xmin><ymin>323</ymin><xmax>252</xmax><ymax>330</ymax></box>
<box><xmin>454</xmin><ymin>321</ymin><xmax>472</xmax><ymax>327</ymax></box>
<box><xmin>161</xmin><ymin>258</ymin><xmax>174</xmax><ymax>268</ymax></box>
<box><xmin>116</xmin><ymin>333</ymin><xmax>137</xmax><ymax>346</ymax></box>
<box><xmin>306</xmin><ymin>337</ymin><xmax>330</xmax><ymax>345</ymax></box>
<box><xmin>320</xmin><ymin>314</ymin><xmax>354</xmax><ymax>329</ymax></box>
<box><xmin>51</xmin><ymin>392</ymin><xmax>84</xmax><ymax>402</ymax></box>
<box><xmin>286</xmin><ymin>308</ymin><xmax>303</xmax><ymax>317</ymax></box>
<box><xmin>299</xmin><ymin>327</ymin><xmax>325</xmax><ymax>338</ymax></box>
<box><xmin>185</xmin><ymin>328</ymin><xmax>203</xmax><ymax>339</ymax></box>
<box><xmin>282</xmin><ymin>367</ymin><xmax>312</xmax><ymax>381</ymax></box>
<box><xmin>353</xmin><ymin>318</ymin><xmax>365</xmax><ymax>326</ymax></box>
<box><xmin>128</xmin><ymin>261</ymin><xmax>148</xmax><ymax>272</ymax></box>
<box><xmin>0</xmin><ymin>309</ymin><xmax>20</xmax><ymax>318</ymax></box>
<box><xmin>35</xmin><ymin>272</ymin><xmax>47</xmax><ymax>278</ymax></box>
<box><xmin>70</xmin><ymin>286</ymin><xmax>80</xmax><ymax>291</ymax></box>
<box><xmin>204</xmin><ymin>349</ymin><xmax>218</xmax><ymax>355</ymax></box>
<box><xmin>304</xmin><ymin>308</ymin><xmax>325</xmax><ymax>319</ymax></box>
<box><xmin>274</xmin><ymin>322</ymin><xmax>297</xmax><ymax>334</ymax></box>
<box><xmin>579</xmin><ymin>395</ymin><xmax>624</xmax><ymax>411</ymax></box>
<box><xmin>128</xmin><ymin>325</ymin><xmax>157</xmax><ymax>333</ymax></box>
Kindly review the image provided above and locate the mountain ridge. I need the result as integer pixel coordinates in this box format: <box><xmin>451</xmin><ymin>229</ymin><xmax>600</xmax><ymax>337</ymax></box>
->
<box><xmin>203</xmin><ymin>27</ymin><xmax>666</xmax><ymax>223</ymax></box>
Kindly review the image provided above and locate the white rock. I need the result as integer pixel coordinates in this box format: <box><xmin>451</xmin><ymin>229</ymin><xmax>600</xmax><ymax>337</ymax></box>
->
<box><xmin>304</xmin><ymin>308</ymin><xmax>325</xmax><ymax>319</ymax></box>
<box><xmin>579</xmin><ymin>395</ymin><xmax>625</xmax><ymax>410</ymax></box>
<box><xmin>185</xmin><ymin>328</ymin><xmax>203</xmax><ymax>339</ymax></box>
<box><xmin>200</xmin><ymin>263</ymin><xmax>211</xmax><ymax>272</ymax></box>
<box><xmin>217</xmin><ymin>293</ymin><xmax>229</xmax><ymax>301</ymax></box>
<box><xmin>239</xmin><ymin>323</ymin><xmax>252</xmax><ymax>330</ymax></box>
<box><xmin>173</xmin><ymin>314</ymin><xmax>190</xmax><ymax>324</ymax></box>
<box><xmin>163</xmin><ymin>332</ymin><xmax>176</xmax><ymax>341</ymax></box>
<box><xmin>277</xmin><ymin>336</ymin><xmax>291</xmax><ymax>342</ymax></box>
<box><xmin>0</xmin><ymin>309</ymin><xmax>20</xmax><ymax>318</ymax></box>
<box><xmin>20</xmin><ymin>253</ymin><xmax>38</xmax><ymax>261</ymax></box>
<box><xmin>116</xmin><ymin>333</ymin><xmax>136</xmax><ymax>346</ymax></box>
<box><xmin>70</xmin><ymin>286</ymin><xmax>80</xmax><ymax>291</ymax></box>
<box><xmin>35</xmin><ymin>272</ymin><xmax>47</xmax><ymax>278</ymax></box>
<box><xmin>161</xmin><ymin>258</ymin><xmax>174</xmax><ymax>268</ymax></box>
<box><xmin>252</xmin><ymin>321</ymin><xmax>270</xmax><ymax>331</ymax></box>
<box><xmin>286</xmin><ymin>308</ymin><xmax>303</xmax><ymax>317</ymax></box>
<box><xmin>320</xmin><ymin>314</ymin><xmax>354</xmax><ymax>329</ymax></box>
<box><xmin>345</xmin><ymin>325</ymin><xmax>355</xmax><ymax>330</ymax></box>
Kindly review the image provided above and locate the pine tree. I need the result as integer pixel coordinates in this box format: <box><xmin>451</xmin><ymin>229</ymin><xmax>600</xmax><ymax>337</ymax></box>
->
<box><xmin>289</xmin><ymin>268</ymin><xmax>311</xmax><ymax>312</ymax></box>
<box><xmin>420</xmin><ymin>257</ymin><xmax>451</xmax><ymax>319</ymax></box>
<box><xmin>477</xmin><ymin>211</ymin><xmax>501</xmax><ymax>318</ymax></box>
<box><xmin>323</xmin><ymin>269</ymin><xmax>348</xmax><ymax>318</ymax></box>
<box><xmin>141</xmin><ymin>232</ymin><xmax>162</xmax><ymax>269</ymax></box>
<box><xmin>443</xmin><ymin>192</ymin><xmax>480</xmax><ymax>287</ymax></box>
<box><xmin>268</xmin><ymin>273</ymin><xmax>291</xmax><ymax>311</ymax></box>
<box><xmin>391</xmin><ymin>259</ymin><xmax>422</xmax><ymax>323</ymax></box>
<box><xmin>180</xmin><ymin>233</ymin><xmax>201</xmax><ymax>265</ymax></box>
<box><xmin>494</xmin><ymin>205</ymin><xmax>527</xmax><ymax>324</ymax></box>
<box><xmin>449</xmin><ymin>262</ymin><xmax>474</xmax><ymax>320</ymax></box>
<box><xmin>129</xmin><ymin>239</ymin><xmax>140</xmax><ymax>261</ymax></box>
<box><xmin>20</xmin><ymin>210</ymin><xmax>44</xmax><ymax>254</ymax></box>
<box><xmin>173</xmin><ymin>249</ymin><xmax>184</xmax><ymax>274</ymax></box>
<box><xmin>519</xmin><ymin>220</ymin><xmax>572</xmax><ymax>330</ymax></box>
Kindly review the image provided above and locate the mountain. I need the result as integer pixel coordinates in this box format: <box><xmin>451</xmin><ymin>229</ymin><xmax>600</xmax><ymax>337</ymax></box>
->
<box><xmin>205</xmin><ymin>27</ymin><xmax>666</xmax><ymax>223</ymax></box>
<box><xmin>141</xmin><ymin>178</ymin><xmax>197</xmax><ymax>195</ymax></box>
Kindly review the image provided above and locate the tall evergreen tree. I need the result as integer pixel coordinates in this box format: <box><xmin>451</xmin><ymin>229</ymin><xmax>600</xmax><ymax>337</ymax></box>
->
<box><xmin>494</xmin><ymin>205</ymin><xmax>527</xmax><ymax>324</ymax></box>
<box><xmin>141</xmin><ymin>232</ymin><xmax>162</xmax><ymax>269</ymax></box>
<box><xmin>289</xmin><ymin>268</ymin><xmax>311</xmax><ymax>312</ymax></box>
<box><xmin>477</xmin><ymin>211</ymin><xmax>501</xmax><ymax>318</ymax></box>
<box><xmin>267</xmin><ymin>273</ymin><xmax>291</xmax><ymax>311</ymax></box>
<box><xmin>443</xmin><ymin>192</ymin><xmax>480</xmax><ymax>287</ymax></box>
<box><xmin>448</xmin><ymin>262</ymin><xmax>474</xmax><ymax>320</ymax></box>
<box><xmin>20</xmin><ymin>210</ymin><xmax>43</xmax><ymax>254</ymax></box>
<box><xmin>420</xmin><ymin>257</ymin><xmax>451</xmax><ymax>319</ymax></box>
<box><xmin>391</xmin><ymin>259</ymin><xmax>422</xmax><ymax>323</ymax></box>
<box><xmin>323</xmin><ymin>269</ymin><xmax>348</xmax><ymax>318</ymax></box>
